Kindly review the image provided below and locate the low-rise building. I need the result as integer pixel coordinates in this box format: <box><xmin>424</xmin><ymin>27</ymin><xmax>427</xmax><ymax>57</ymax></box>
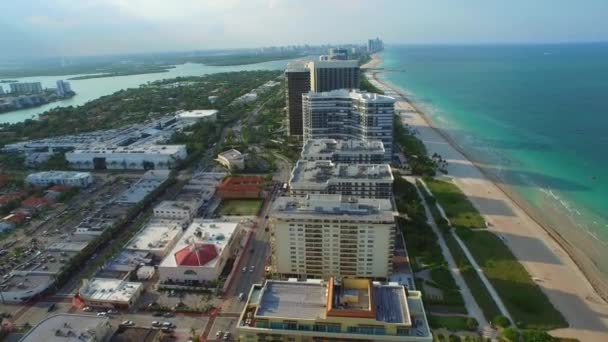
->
<box><xmin>115</xmin><ymin>170</ymin><xmax>170</xmax><ymax>204</ymax></box>
<box><xmin>153</xmin><ymin>200</ymin><xmax>197</xmax><ymax>221</ymax></box>
<box><xmin>216</xmin><ymin>149</ymin><xmax>245</xmax><ymax>170</ymax></box>
<box><xmin>237</xmin><ymin>277</ymin><xmax>432</xmax><ymax>342</ymax></box>
<box><xmin>78</xmin><ymin>278</ymin><xmax>143</xmax><ymax>309</ymax></box>
<box><xmin>104</xmin><ymin>250</ymin><xmax>153</xmax><ymax>273</ymax></box>
<box><xmin>125</xmin><ymin>218</ymin><xmax>185</xmax><ymax>258</ymax></box>
<box><xmin>158</xmin><ymin>219</ymin><xmax>245</xmax><ymax>286</ymax></box>
<box><xmin>289</xmin><ymin>160</ymin><xmax>393</xmax><ymax>199</ymax></box>
<box><xmin>66</xmin><ymin>144</ymin><xmax>187</xmax><ymax>170</ymax></box>
<box><xmin>271</xmin><ymin>194</ymin><xmax>396</xmax><ymax>279</ymax></box>
<box><xmin>217</xmin><ymin>176</ymin><xmax>265</xmax><ymax>199</ymax></box>
<box><xmin>25</xmin><ymin>171</ymin><xmax>93</xmax><ymax>188</ymax></box>
<box><xmin>19</xmin><ymin>314</ymin><xmax>112</xmax><ymax>342</ymax></box>
<box><xmin>302</xmin><ymin>139</ymin><xmax>385</xmax><ymax>164</ymax></box>
<box><xmin>175</xmin><ymin>109</ymin><xmax>218</xmax><ymax>124</ymax></box>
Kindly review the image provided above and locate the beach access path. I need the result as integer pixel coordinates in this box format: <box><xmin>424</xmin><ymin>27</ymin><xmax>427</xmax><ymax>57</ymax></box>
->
<box><xmin>409</xmin><ymin>176</ymin><xmax>494</xmax><ymax>338</ymax></box>
<box><xmin>364</xmin><ymin>55</ymin><xmax>608</xmax><ymax>341</ymax></box>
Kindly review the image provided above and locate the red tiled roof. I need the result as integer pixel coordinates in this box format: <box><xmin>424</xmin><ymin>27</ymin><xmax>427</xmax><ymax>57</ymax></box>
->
<box><xmin>48</xmin><ymin>185</ymin><xmax>71</xmax><ymax>192</ymax></box>
<box><xmin>174</xmin><ymin>243</ymin><xmax>219</xmax><ymax>267</ymax></box>
<box><xmin>22</xmin><ymin>196</ymin><xmax>50</xmax><ymax>208</ymax></box>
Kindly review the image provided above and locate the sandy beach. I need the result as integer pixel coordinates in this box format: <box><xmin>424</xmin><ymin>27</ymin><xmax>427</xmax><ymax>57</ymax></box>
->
<box><xmin>363</xmin><ymin>53</ymin><xmax>608</xmax><ymax>340</ymax></box>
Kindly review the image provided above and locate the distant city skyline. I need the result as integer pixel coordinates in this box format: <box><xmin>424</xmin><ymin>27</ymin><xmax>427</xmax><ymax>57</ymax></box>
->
<box><xmin>3</xmin><ymin>0</ymin><xmax>608</xmax><ymax>60</ymax></box>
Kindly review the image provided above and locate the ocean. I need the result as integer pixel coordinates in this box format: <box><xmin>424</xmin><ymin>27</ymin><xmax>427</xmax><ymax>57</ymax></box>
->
<box><xmin>380</xmin><ymin>43</ymin><xmax>608</xmax><ymax>279</ymax></box>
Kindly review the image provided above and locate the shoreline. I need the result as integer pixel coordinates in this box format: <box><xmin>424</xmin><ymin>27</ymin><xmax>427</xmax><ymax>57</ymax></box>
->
<box><xmin>364</xmin><ymin>53</ymin><xmax>608</xmax><ymax>338</ymax></box>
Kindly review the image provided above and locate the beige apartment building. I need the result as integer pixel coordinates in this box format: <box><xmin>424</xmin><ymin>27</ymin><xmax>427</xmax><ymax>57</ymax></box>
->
<box><xmin>270</xmin><ymin>194</ymin><xmax>396</xmax><ymax>280</ymax></box>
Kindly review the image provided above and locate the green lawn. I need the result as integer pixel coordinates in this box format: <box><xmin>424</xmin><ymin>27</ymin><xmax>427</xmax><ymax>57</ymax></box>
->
<box><xmin>216</xmin><ymin>199</ymin><xmax>263</xmax><ymax>216</ymax></box>
<box><xmin>443</xmin><ymin>232</ymin><xmax>502</xmax><ymax>322</ymax></box>
<box><xmin>456</xmin><ymin>229</ymin><xmax>567</xmax><ymax>330</ymax></box>
<box><xmin>423</xmin><ymin>178</ymin><xmax>486</xmax><ymax>229</ymax></box>
<box><xmin>428</xmin><ymin>315</ymin><xmax>477</xmax><ymax>332</ymax></box>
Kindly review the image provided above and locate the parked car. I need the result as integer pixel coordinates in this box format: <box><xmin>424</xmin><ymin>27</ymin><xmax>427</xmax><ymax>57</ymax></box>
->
<box><xmin>47</xmin><ymin>303</ymin><xmax>56</xmax><ymax>312</ymax></box>
<box><xmin>107</xmin><ymin>309</ymin><xmax>118</xmax><ymax>314</ymax></box>
<box><xmin>121</xmin><ymin>320</ymin><xmax>134</xmax><ymax>326</ymax></box>
<box><xmin>238</xmin><ymin>292</ymin><xmax>245</xmax><ymax>301</ymax></box>
<box><xmin>216</xmin><ymin>331</ymin><xmax>222</xmax><ymax>338</ymax></box>
<box><xmin>151</xmin><ymin>321</ymin><xmax>161</xmax><ymax>327</ymax></box>
<box><xmin>153</xmin><ymin>312</ymin><xmax>164</xmax><ymax>317</ymax></box>
<box><xmin>163</xmin><ymin>312</ymin><xmax>175</xmax><ymax>318</ymax></box>
<box><xmin>96</xmin><ymin>312</ymin><xmax>107</xmax><ymax>317</ymax></box>
<box><xmin>242</xmin><ymin>267</ymin><xmax>247</xmax><ymax>273</ymax></box>
<box><xmin>249</xmin><ymin>265</ymin><xmax>255</xmax><ymax>272</ymax></box>
<box><xmin>223</xmin><ymin>332</ymin><xmax>231</xmax><ymax>340</ymax></box>
<box><xmin>82</xmin><ymin>306</ymin><xmax>92</xmax><ymax>312</ymax></box>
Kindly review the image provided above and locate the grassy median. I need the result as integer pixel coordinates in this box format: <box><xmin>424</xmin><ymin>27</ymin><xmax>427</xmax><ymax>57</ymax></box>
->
<box><xmin>423</xmin><ymin>177</ymin><xmax>486</xmax><ymax>229</ymax></box>
<box><xmin>456</xmin><ymin>229</ymin><xmax>567</xmax><ymax>330</ymax></box>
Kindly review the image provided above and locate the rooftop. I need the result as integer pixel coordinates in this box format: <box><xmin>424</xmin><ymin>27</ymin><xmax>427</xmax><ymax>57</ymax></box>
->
<box><xmin>304</xmin><ymin>89</ymin><xmax>395</xmax><ymax>103</ymax></box>
<box><xmin>160</xmin><ymin>219</ymin><xmax>239</xmax><ymax>269</ymax></box>
<box><xmin>271</xmin><ymin>194</ymin><xmax>395</xmax><ymax>222</ymax></box>
<box><xmin>19</xmin><ymin>314</ymin><xmax>110</xmax><ymax>342</ymax></box>
<box><xmin>256</xmin><ymin>280</ymin><xmax>327</xmax><ymax>320</ymax></box>
<box><xmin>26</xmin><ymin>171</ymin><xmax>92</xmax><ymax>180</ymax></box>
<box><xmin>290</xmin><ymin>160</ymin><xmax>393</xmax><ymax>184</ymax></box>
<box><xmin>104</xmin><ymin>250</ymin><xmax>153</xmax><ymax>272</ymax></box>
<box><xmin>79</xmin><ymin>278</ymin><xmax>142</xmax><ymax>303</ymax></box>
<box><xmin>218</xmin><ymin>149</ymin><xmax>243</xmax><ymax>160</ymax></box>
<box><xmin>309</xmin><ymin>60</ymin><xmax>359</xmax><ymax>68</ymax></box>
<box><xmin>70</xmin><ymin>144</ymin><xmax>185</xmax><ymax>155</ymax></box>
<box><xmin>175</xmin><ymin>109</ymin><xmax>218</xmax><ymax>119</ymax></box>
<box><xmin>154</xmin><ymin>200</ymin><xmax>196</xmax><ymax>212</ymax></box>
<box><xmin>302</xmin><ymin>139</ymin><xmax>385</xmax><ymax>157</ymax></box>
<box><xmin>115</xmin><ymin>170</ymin><xmax>169</xmax><ymax>204</ymax></box>
<box><xmin>126</xmin><ymin>218</ymin><xmax>185</xmax><ymax>254</ymax></box>
<box><xmin>251</xmin><ymin>277</ymin><xmax>411</xmax><ymax>325</ymax></box>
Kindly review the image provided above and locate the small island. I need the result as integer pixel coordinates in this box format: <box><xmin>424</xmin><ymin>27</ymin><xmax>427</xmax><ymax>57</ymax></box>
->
<box><xmin>0</xmin><ymin>80</ymin><xmax>76</xmax><ymax>114</ymax></box>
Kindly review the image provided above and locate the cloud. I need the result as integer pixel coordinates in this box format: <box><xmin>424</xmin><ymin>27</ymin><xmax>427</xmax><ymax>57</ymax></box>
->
<box><xmin>24</xmin><ymin>15</ymin><xmax>74</xmax><ymax>29</ymax></box>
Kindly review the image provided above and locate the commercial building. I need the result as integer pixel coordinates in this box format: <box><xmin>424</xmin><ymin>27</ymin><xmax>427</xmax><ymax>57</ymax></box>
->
<box><xmin>217</xmin><ymin>176</ymin><xmax>265</xmax><ymax>199</ymax></box>
<box><xmin>153</xmin><ymin>200</ymin><xmax>197</xmax><ymax>221</ymax></box>
<box><xmin>216</xmin><ymin>149</ymin><xmax>245</xmax><ymax>170</ymax></box>
<box><xmin>309</xmin><ymin>60</ymin><xmax>360</xmax><ymax>92</ymax></box>
<box><xmin>175</xmin><ymin>109</ymin><xmax>218</xmax><ymax>124</ymax></box>
<box><xmin>285</xmin><ymin>62</ymin><xmax>311</xmax><ymax>136</ymax></box>
<box><xmin>66</xmin><ymin>144</ymin><xmax>187</xmax><ymax>170</ymax></box>
<box><xmin>19</xmin><ymin>314</ymin><xmax>112</xmax><ymax>342</ymax></box>
<box><xmin>302</xmin><ymin>89</ymin><xmax>395</xmax><ymax>160</ymax></box>
<box><xmin>125</xmin><ymin>218</ymin><xmax>185</xmax><ymax>258</ymax></box>
<box><xmin>368</xmin><ymin>37</ymin><xmax>384</xmax><ymax>53</ymax></box>
<box><xmin>237</xmin><ymin>277</ymin><xmax>432</xmax><ymax>342</ymax></box>
<box><xmin>78</xmin><ymin>278</ymin><xmax>143</xmax><ymax>309</ymax></box>
<box><xmin>158</xmin><ymin>219</ymin><xmax>245</xmax><ymax>286</ymax></box>
<box><xmin>56</xmin><ymin>80</ymin><xmax>72</xmax><ymax>97</ymax></box>
<box><xmin>25</xmin><ymin>171</ymin><xmax>93</xmax><ymax>188</ymax></box>
<box><xmin>115</xmin><ymin>170</ymin><xmax>170</xmax><ymax>204</ymax></box>
<box><xmin>301</xmin><ymin>138</ymin><xmax>385</xmax><ymax>164</ymax></box>
<box><xmin>10</xmin><ymin>82</ymin><xmax>43</xmax><ymax>94</ymax></box>
<box><xmin>270</xmin><ymin>194</ymin><xmax>396</xmax><ymax>279</ymax></box>
<box><xmin>289</xmin><ymin>160</ymin><xmax>393</xmax><ymax>199</ymax></box>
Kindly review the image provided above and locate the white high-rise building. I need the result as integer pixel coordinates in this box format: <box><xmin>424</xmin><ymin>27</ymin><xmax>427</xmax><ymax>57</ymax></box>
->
<box><xmin>270</xmin><ymin>194</ymin><xmax>396</xmax><ymax>279</ymax></box>
<box><xmin>301</xmin><ymin>138</ymin><xmax>385</xmax><ymax>164</ymax></box>
<box><xmin>56</xmin><ymin>80</ymin><xmax>72</xmax><ymax>97</ymax></box>
<box><xmin>303</xmin><ymin>89</ymin><xmax>395</xmax><ymax>160</ymax></box>
<box><xmin>289</xmin><ymin>160</ymin><xmax>394</xmax><ymax>199</ymax></box>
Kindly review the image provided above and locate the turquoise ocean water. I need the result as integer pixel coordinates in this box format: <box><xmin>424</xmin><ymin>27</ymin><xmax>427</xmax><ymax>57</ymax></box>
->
<box><xmin>381</xmin><ymin>44</ymin><xmax>608</xmax><ymax>279</ymax></box>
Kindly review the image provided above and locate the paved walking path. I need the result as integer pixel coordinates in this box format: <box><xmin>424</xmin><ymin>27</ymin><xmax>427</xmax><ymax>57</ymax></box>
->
<box><xmin>417</xmin><ymin>178</ymin><xmax>514</xmax><ymax>325</ymax></box>
<box><xmin>407</xmin><ymin>176</ymin><xmax>492</xmax><ymax>337</ymax></box>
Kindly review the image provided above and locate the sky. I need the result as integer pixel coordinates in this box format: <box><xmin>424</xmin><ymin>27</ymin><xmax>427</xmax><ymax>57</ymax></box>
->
<box><xmin>2</xmin><ymin>0</ymin><xmax>608</xmax><ymax>59</ymax></box>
